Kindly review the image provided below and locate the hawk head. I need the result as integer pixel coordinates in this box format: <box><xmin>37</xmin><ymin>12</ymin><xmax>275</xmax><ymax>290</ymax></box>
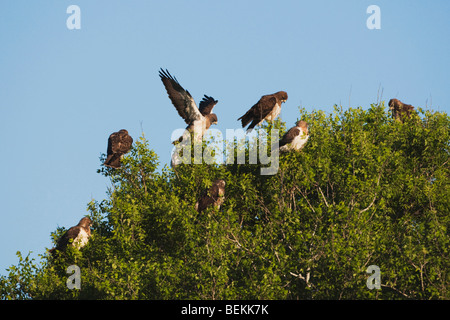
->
<box><xmin>388</xmin><ymin>99</ymin><xmax>398</xmax><ymax>111</ymax></box>
<box><xmin>207</xmin><ymin>113</ymin><xmax>218</xmax><ymax>125</ymax></box>
<box><xmin>215</xmin><ymin>179</ymin><xmax>226</xmax><ymax>195</ymax></box>
<box><xmin>275</xmin><ymin>91</ymin><xmax>288</xmax><ymax>103</ymax></box>
<box><xmin>78</xmin><ymin>217</ymin><xmax>92</xmax><ymax>229</ymax></box>
<box><xmin>296</xmin><ymin>120</ymin><xmax>308</xmax><ymax>134</ymax></box>
<box><xmin>388</xmin><ymin>98</ymin><xmax>414</xmax><ymax>122</ymax></box>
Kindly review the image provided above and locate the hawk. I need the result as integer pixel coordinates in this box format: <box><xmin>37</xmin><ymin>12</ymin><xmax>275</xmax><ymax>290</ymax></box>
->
<box><xmin>237</xmin><ymin>91</ymin><xmax>288</xmax><ymax>133</ymax></box>
<box><xmin>195</xmin><ymin>179</ymin><xmax>226</xmax><ymax>213</ymax></box>
<box><xmin>159</xmin><ymin>68</ymin><xmax>219</xmax><ymax>144</ymax></box>
<box><xmin>278</xmin><ymin>120</ymin><xmax>309</xmax><ymax>153</ymax></box>
<box><xmin>104</xmin><ymin>129</ymin><xmax>133</xmax><ymax>169</ymax></box>
<box><xmin>49</xmin><ymin>217</ymin><xmax>92</xmax><ymax>256</ymax></box>
<box><xmin>389</xmin><ymin>98</ymin><xmax>414</xmax><ymax>122</ymax></box>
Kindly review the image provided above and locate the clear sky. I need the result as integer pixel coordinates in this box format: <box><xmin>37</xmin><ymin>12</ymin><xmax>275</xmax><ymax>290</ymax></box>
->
<box><xmin>1</xmin><ymin>0</ymin><xmax>449</xmax><ymax>275</ymax></box>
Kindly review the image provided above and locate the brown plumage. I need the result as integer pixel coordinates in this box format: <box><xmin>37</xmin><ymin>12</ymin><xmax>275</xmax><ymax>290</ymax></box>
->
<box><xmin>278</xmin><ymin>120</ymin><xmax>309</xmax><ymax>152</ymax></box>
<box><xmin>49</xmin><ymin>217</ymin><xmax>92</xmax><ymax>256</ymax></box>
<box><xmin>199</xmin><ymin>95</ymin><xmax>218</xmax><ymax>117</ymax></box>
<box><xmin>238</xmin><ymin>91</ymin><xmax>288</xmax><ymax>133</ymax></box>
<box><xmin>195</xmin><ymin>179</ymin><xmax>226</xmax><ymax>213</ymax></box>
<box><xmin>104</xmin><ymin>129</ymin><xmax>133</xmax><ymax>169</ymax></box>
<box><xmin>159</xmin><ymin>68</ymin><xmax>218</xmax><ymax>144</ymax></box>
<box><xmin>389</xmin><ymin>98</ymin><xmax>414</xmax><ymax>122</ymax></box>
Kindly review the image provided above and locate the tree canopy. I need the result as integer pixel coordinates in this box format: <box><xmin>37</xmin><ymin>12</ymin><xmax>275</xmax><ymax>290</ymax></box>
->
<box><xmin>1</xmin><ymin>102</ymin><xmax>449</xmax><ymax>300</ymax></box>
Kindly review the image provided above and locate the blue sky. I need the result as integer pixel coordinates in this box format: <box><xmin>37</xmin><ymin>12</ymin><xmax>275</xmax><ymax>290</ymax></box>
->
<box><xmin>0</xmin><ymin>0</ymin><xmax>449</xmax><ymax>275</ymax></box>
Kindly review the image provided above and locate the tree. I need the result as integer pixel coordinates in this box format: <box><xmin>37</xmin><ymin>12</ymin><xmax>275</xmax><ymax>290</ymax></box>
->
<box><xmin>1</xmin><ymin>102</ymin><xmax>449</xmax><ymax>299</ymax></box>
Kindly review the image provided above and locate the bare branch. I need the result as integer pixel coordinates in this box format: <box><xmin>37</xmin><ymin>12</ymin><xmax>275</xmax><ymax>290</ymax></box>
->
<box><xmin>294</xmin><ymin>186</ymin><xmax>316</xmax><ymax>214</ymax></box>
<box><xmin>381</xmin><ymin>284</ymin><xmax>410</xmax><ymax>299</ymax></box>
<box><xmin>317</xmin><ymin>186</ymin><xmax>329</xmax><ymax>208</ymax></box>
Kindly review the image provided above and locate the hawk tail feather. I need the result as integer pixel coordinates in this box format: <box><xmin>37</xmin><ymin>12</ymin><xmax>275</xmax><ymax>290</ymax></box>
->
<box><xmin>278</xmin><ymin>139</ymin><xmax>288</xmax><ymax>148</ymax></box>
<box><xmin>104</xmin><ymin>154</ymin><xmax>121</xmax><ymax>169</ymax></box>
<box><xmin>245</xmin><ymin>119</ymin><xmax>260</xmax><ymax>133</ymax></box>
<box><xmin>278</xmin><ymin>145</ymin><xmax>289</xmax><ymax>153</ymax></box>
<box><xmin>238</xmin><ymin>111</ymin><xmax>253</xmax><ymax>129</ymax></box>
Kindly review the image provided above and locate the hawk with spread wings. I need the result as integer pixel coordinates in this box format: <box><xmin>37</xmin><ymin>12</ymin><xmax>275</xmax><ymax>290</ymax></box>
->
<box><xmin>49</xmin><ymin>217</ymin><xmax>92</xmax><ymax>256</ymax></box>
<box><xmin>159</xmin><ymin>68</ymin><xmax>219</xmax><ymax>144</ymax></box>
<box><xmin>104</xmin><ymin>129</ymin><xmax>133</xmax><ymax>169</ymax></box>
<box><xmin>389</xmin><ymin>98</ymin><xmax>414</xmax><ymax>122</ymax></box>
<box><xmin>238</xmin><ymin>91</ymin><xmax>288</xmax><ymax>133</ymax></box>
<box><xmin>278</xmin><ymin>120</ymin><xmax>309</xmax><ymax>153</ymax></box>
<box><xmin>195</xmin><ymin>179</ymin><xmax>226</xmax><ymax>213</ymax></box>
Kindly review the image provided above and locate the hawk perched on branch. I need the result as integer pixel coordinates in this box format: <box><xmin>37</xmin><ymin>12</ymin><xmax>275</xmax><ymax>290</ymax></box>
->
<box><xmin>49</xmin><ymin>217</ymin><xmax>92</xmax><ymax>256</ymax></box>
<box><xmin>195</xmin><ymin>179</ymin><xmax>226</xmax><ymax>213</ymax></box>
<box><xmin>278</xmin><ymin>120</ymin><xmax>309</xmax><ymax>153</ymax></box>
<box><xmin>238</xmin><ymin>91</ymin><xmax>288</xmax><ymax>133</ymax></box>
<box><xmin>389</xmin><ymin>98</ymin><xmax>414</xmax><ymax>122</ymax></box>
<box><xmin>104</xmin><ymin>129</ymin><xmax>133</xmax><ymax>169</ymax></box>
<box><xmin>159</xmin><ymin>68</ymin><xmax>219</xmax><ymax>144</ymax></box>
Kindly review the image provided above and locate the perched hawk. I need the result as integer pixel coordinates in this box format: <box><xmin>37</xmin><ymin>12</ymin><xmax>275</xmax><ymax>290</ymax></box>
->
<box><xmin>104</xmin><ymin>129</ymin><xmax>133</xmax><ymax>169</ymax></box>
<box><xmin>237</xmin><ymin>91</ymin><xmax>288</xmax><ymax>133</ymax></box>
<box><xmin>159</xmin><ymin>68</ymin><xmax>219</xmax><ymax>144</ymax></box>
<box><xmin>278</xmin><ymin>120</ymin><xmax>309</xmax><ymax>153</ymax></box>
<box><xmin>50</xmin><ymin>217</ymin><xmax>92</xmax><ymax>256</ymax></box>
<box><xmin>389</xmin><ymin>98</ymin><xmax>414</xmax><ymax>122</ymax></box>
<box><xmin>195</xmin><ymin>179</ymin><xmax>226</xmax><ymax>213</ymax></box>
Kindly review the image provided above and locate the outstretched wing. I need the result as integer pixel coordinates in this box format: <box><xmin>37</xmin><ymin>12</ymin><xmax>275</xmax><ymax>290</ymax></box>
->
<box><xmin>159</xmin><ymin>68</ymin><xmax>203</xmax><ymax>124</ymax></box>
<box><xmin>198</xmin><ymin>95</ymin><xmax>218</xmax><ymax>116</ymax></box>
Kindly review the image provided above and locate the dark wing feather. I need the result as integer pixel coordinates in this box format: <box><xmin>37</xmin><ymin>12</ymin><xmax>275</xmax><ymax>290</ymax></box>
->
<box><xmin>159</xmin><ymin>68</ymin><xmax>202</xmax><ymax>124</ymax></box>
<box><xmin>55</xmin><ymin>226</ymin><xmax>80</xmax><ymax>251</ymax></box>
<box><xmin>106</xmin><ymin>132</ymin><xmax>119</xmax><ymax>156</ymax></box>
<box><xmin>196</xmin><ymin>192</ymin><xmax>216</xmax><ymax>213</ymax></box>
<box><xmin>255</xmin><ymin>95</ymin><xmax>278</xmax><ymax>119</ymax></box>
<box><xmin>279</xmin><ymin>127</ymin><xmax>300</xmax><ymax>147</ymax></box>
<box><xmin>198</xmin><ymin>95</ymin><xmax>218</xmax><ymax>116</ymax></box>
<box><xmin>104</xmin><ymin>131</ymin><xmax>133</xmax><ymax>168</ymax></box>
<box><xmin>104</xmin><ymin>153</ymin><xmax>121</xmax><ymax>168</ymax></box>
<box><xmin>238</xmin><ymin>95</ymin><xmax>277</xmax><ymax>128</ymax></box>
<box><xmin>196</xmin><ymin>180</ymin><xmax>225</xmax><ymax>213</ymax></box>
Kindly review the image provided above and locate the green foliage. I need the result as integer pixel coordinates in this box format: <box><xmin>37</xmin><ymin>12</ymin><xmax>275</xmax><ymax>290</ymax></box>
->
<box><xmin>2</xmin><ymin>103</ymin><xmax>449</xmax><ymax>299</ymax></box>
